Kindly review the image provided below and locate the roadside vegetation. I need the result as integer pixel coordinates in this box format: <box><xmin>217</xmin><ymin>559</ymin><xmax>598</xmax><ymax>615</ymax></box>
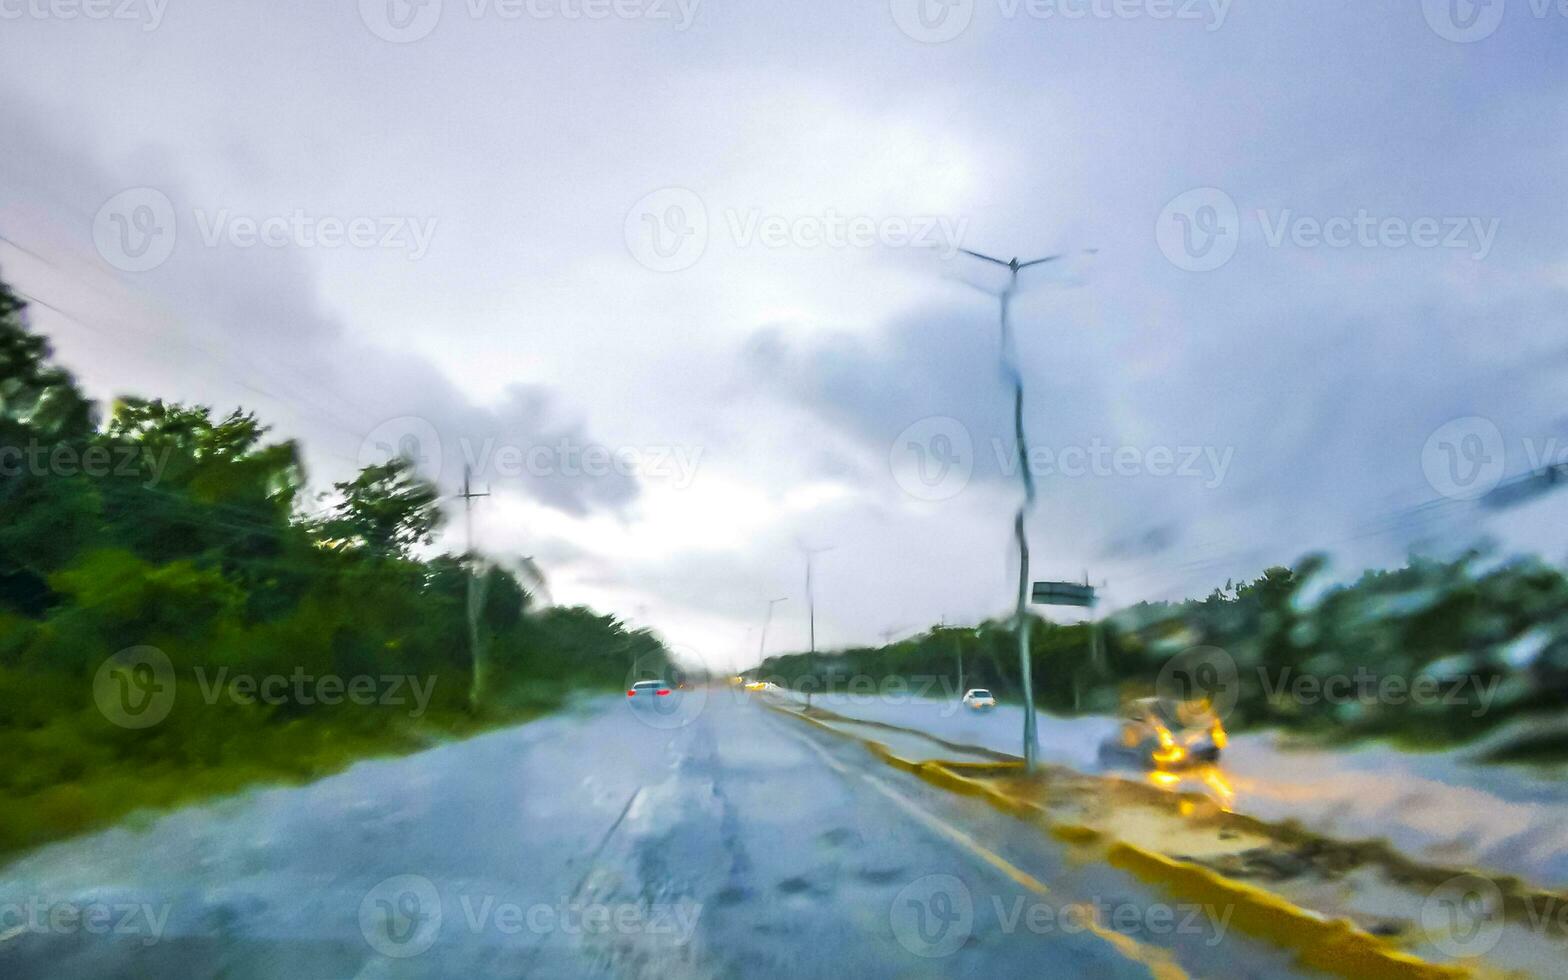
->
<box><xmin>0</xmin><ymin>278</ymin><xmax>671</xmax><ymax>860</ymax></box>
<box><xmin>754</xmin><ymin>556</ymin><xmax>1568</xmax><ymax>759</ymax></box>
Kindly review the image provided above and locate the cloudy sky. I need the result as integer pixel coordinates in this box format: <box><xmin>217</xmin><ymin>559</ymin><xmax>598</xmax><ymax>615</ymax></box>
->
<box><xmin>2</xmin><ymin>0</ymin><xmax>1565</xmax><ymax>670</ymax></box>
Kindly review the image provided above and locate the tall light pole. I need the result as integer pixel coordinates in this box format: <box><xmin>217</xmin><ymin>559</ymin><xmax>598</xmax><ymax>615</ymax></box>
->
<box><xmin>758</xmin><ymin>597</ymin><xmax>788</xmax><ymax>666</ymax></box>
<box><xmin>799</xmin><ymin>543</ymin><xmax>834</xmax><ymax>710</ymax></box>
<box><xmin>956</xmin><ymin>247</ymin><xmax>1094</xmax><ymax>772</ymax></box>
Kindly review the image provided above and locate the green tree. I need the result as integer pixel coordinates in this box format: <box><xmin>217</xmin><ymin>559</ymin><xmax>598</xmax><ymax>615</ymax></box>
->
<box><xmin>320</xmin><ymin>458</ymin><xmax>443</xmax><ymax>558</ymax></box>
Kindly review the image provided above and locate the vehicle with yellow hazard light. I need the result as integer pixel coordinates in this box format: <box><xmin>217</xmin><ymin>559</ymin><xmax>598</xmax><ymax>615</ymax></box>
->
<box><xmin>1099</xmin><ymin>696</ymin><xmax>1226</xmax><ymax>770</ymax></box>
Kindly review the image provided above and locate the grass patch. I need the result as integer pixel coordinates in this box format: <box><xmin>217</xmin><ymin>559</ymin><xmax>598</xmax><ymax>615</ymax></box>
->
<box><xmin>0</xmin><ymin>679</ymin><xmax>610</xmax><ymax>867</ymax></box>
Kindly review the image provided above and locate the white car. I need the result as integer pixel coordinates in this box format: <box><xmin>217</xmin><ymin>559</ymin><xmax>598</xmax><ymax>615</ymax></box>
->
<box><xmin>627</xmin><ymin>679</ymin><xmax>675</xmax><ymax>712</ymax></box>
<box><xmin>962</xmin><ymin>688</ymin><xmax>997</xmax><ymax>710</ymax></box>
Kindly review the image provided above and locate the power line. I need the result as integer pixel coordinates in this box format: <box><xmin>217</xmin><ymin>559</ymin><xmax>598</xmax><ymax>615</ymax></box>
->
<box><xmin>0</xmin><ymin>234</ymin><xmax>53</xmax><ymax>266</ymax></box>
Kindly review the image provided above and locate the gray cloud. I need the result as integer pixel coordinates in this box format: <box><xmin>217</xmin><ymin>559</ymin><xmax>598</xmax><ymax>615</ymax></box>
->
<box><xmin>0</xmin><ymin>98</ymin><xmax>637</xmax><ymax>518</ymax></box>
<box><xmin>5</xmin><ymin>3</ymin><xmax>1568</xmax><ymax>661</ymax></box>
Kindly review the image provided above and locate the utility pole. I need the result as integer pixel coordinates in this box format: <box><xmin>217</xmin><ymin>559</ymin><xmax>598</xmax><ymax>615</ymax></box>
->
<box><xmin>458</xmin><ymin>465</ymin><xmax>491</xmax><ymax>710</ymax></box>
<box><xmin>957</xmin><ymin>247</ymin><xmax>1095</xmax><ymax>772</ymax></box>
<box><xmin>1086</xmin><ymin>572</ymin><xmax>1106</xmax><ymax>672</ymax></box>
<box><xmin>1081</xmin><ymin>572</ymin><xmax>1107</xmax><ymax>713</ymax></box>
<box><xmin>879</xmin><ymin>625</ymin><xmax>912</xmax><ymax>645</ymax></box>
<box><xmin>947</xmin><ymin>627</ymin><xmax>959</xmax><ymax>696</ymax></box>
<box><xmin>942</xmin><ymin>617</ymin><xmax>963</xmax><ymax>697</ymax></box>
<box><xmin>799</xmin><ymin>544</ymin><xmax>834</xmax><ymax>710</ymax></box>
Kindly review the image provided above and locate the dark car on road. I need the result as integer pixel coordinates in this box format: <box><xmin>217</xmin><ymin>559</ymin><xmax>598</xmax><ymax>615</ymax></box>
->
<box><xmin>1098</xmin><ymin>697</ymin><xmax>1226</xmax><ymax>770</ymax></box>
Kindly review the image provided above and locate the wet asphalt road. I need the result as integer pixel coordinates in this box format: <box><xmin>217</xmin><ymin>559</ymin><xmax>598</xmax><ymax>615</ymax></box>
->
<box><xmin>0</xmin><ymin>689</ymin><xmax>1313</xmax><ymax>978</ymax></box>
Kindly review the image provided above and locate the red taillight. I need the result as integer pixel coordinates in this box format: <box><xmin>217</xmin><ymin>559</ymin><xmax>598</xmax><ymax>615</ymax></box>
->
<box><xmin>657</xmin><ymin>689</ymin><xmax>670</xmax><ymax>696</ymax></box>
<box><xmin>627</xmin><ymin>690</ymin><xmax>636</xmax><ymax>697</ymax></box>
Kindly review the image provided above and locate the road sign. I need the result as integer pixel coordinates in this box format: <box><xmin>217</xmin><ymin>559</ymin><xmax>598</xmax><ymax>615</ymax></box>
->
<box><xmin>1031</xmin><ymin>581</ymin><xmax>1096</xmax><ymax>607</ymax></box>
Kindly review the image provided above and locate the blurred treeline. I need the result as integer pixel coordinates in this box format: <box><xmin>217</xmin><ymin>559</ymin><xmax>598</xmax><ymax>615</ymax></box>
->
<box><xmin>0</xmin><ymin>278</ymin><xmax>669</xmax><ymax>857</ymax></box>
<box><xmin>755</xmin><ymin>555</ymin><xmax>1568</xmax><ymax>758</ymax></box>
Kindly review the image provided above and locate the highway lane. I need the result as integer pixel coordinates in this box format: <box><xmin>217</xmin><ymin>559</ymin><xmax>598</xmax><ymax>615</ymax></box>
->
<box><xmin>1</xmin><ymin>690</ymin><xmax>1312</xmax><ymax>978</ymax></box>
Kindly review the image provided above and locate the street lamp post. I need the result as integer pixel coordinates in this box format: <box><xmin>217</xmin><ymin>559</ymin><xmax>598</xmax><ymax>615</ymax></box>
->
<box><xmin>799</xmin><ymin>544</ymin><xmax>833</xmax><ymax>711</ymax></box>
<box><xmin>956</xmin><ymin>247</ymin><xmax>1094</xmax><ymax>773</ymax></box>
<box><xmin>758</xmin><ymin>597</ymin><xmax>788</xmax><ymax>666</ymax></box>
